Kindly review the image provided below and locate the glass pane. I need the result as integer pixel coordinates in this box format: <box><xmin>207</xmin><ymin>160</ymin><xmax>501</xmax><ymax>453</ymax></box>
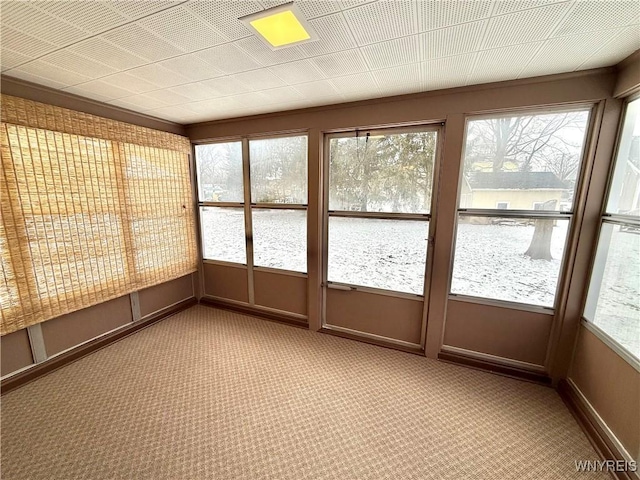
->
<box><xmin>249</xmin><ymin>136</ymin><xmax>307</xmax><ymax>204</ymax></box>
<box><xmin>584</xmin><ymin>223</ymin><xmax>640</xmax><ymax>359</ymax></box>
<box><xmin>195</xmin><ymin>141</ymin><xmax>244</xmax><ymax>202</ymax></box>
<box><xmin>328</xmin><ymin>217</ymin><xmax>428</xmax><ymax>295</ymax></box>
<box><xmin>252</xmin><ymin>209</ymin><xmax>306</xmax><ymax>272</ymax></box>
<box><xmin>200</xmin><ymin>207</ymin><xmax>246</xmax><ymax>263</ymax></box>
<box><xmin>451</xmin><ymin>216</ymin><xmax>570</xmax><ymax>307</ymax></box>
<box><xmin>607</xmin><ymin>98</ymin><xmax>640</xmax><ymax>217</ymax></box>
<box><xmin>461</xmin><ymin>111</ymin><xmax>590</xmax><ymax>212</ymax></box>
<box><xmin>329</xmin><ymin>131</ymin><xmax>437</xmax><ymax>214</ymax></box>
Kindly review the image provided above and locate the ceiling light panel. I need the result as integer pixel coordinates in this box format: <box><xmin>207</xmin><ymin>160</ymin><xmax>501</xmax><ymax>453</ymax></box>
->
<box><xmin>137</xmin><ymin>6</ymin><xmax>228</xmax><ymax>53</ymax></box>
<box><xmin>268</xmin><ymin>59</ymin><xmax>327</xmax><ymax>85</ymax></box>
<box><xmin>101</xmin><ymin>24</ymin><xmax>185</xmax><ymax>62</ymax></box>
<box><xmin>196</xmin><ymin>43</ymin><xmax>262</xmax><ymax>74</ymax></box>
<box><xmin>553</xmin><ymin>0</ymin><xmax>639</xmax><ymax>36</ymax></box>
<box><xmin>66</xmin><ymin>38</ymin><xmax>148</xmax><ymax>71</ymax></box>
<box><xmin>420</xmin><ymin>20</ymin><xmax>487</xmax><ymax>61</ymax></box>
<box><xmin>481</xmin><ymin>3</ymin><xmax>573</xmax><ymax>49</ymax></box>
<box><xmin>417</xmin><ymin>0</ymin><xmax>493</xmax><ymax>31</ymax></box>
<box><xmin>360</xmin><ymin>36</ymin><xmax>420</xmax><ymax>70</ymax></box>
<box><xmin>298</xmin><ymin>13</ymin><xmax>358</xmax><ymax>56</ymax></box>
<box><xmin>310</xmin><ymin>49</ymin><xmax>369</xmax><ymax>77</ymax></box>
<box><xmin>234</xmin><ymin>36</ymin><xmax>307</xmax><ymax>67</ymax></box>
<box><xmin>344</xmin><ymin>0</ymin><xmax>417</xmax><ymax>46</ymax></box>
<box><xmin>240</xmin><ymin>2</ymin><xmax>318</xmax><ymax>50</ymax></box>
<box><xmin>33</xmin><ymin>1</ymin><xmax>129</xmax><ymax>35</ymax></box>
<box><xmin>185</xmin><ymin>0</ymin><xmax>263</xmax><ymax>41</ymax></box>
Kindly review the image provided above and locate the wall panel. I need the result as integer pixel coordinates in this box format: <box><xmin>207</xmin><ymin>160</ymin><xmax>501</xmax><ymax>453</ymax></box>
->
<box><xmin>254</xmin><ymin>270</ymin><xmax>307</xmax><ymax>316</ymax></box>
<box><xmin>138</xmin><ymin>274</ymin><xmax>194</xmax><ymax>318</ymax></box>
<box><xmin>203</xmin><ymin>262</ymin><xmax>249</xmax><ymax>303</ymax></box>
<box><xmin>1</xmin><ymin>329</ymin><xmax>33</xmax><ymax>377</ymax></box>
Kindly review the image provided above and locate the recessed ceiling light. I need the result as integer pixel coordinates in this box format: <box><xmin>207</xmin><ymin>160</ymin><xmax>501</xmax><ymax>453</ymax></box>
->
<box><xmin>240</xmin><ymin>2</ymin><xmax>318</xmax><ymax>50</ymax></box>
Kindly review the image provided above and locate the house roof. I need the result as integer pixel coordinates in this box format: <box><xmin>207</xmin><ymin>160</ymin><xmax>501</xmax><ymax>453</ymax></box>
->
<box><xmin>468</xmin><ymin>171</ymin><xmax>566</xmax><ymax>190</ymax></box>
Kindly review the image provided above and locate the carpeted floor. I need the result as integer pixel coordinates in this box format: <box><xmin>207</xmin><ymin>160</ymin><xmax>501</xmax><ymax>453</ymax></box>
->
<box><xmin>1</xmin><ymin>306</ymin><xmax>608</xmax><ymax>479</ymax></box>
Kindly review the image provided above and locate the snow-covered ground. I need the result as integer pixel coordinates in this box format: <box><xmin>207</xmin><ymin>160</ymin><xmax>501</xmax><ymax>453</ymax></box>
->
<box><xmin>201</xmin><ymin>209</ymin><xmax>638</xmax><ymax>358</ymax></box>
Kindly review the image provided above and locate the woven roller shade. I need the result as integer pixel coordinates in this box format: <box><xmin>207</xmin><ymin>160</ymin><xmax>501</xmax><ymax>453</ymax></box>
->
<box><xmin>1</xmin><ymin>95</ymin><xmax>197</xmax><ymax>336</ymax></box>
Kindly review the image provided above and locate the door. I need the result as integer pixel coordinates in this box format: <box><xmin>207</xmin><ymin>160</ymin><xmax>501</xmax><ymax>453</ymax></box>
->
<box><xmin>322</xmin><ymin>125</ymin><xmax>442</xmax><ymax>350</ymax></box>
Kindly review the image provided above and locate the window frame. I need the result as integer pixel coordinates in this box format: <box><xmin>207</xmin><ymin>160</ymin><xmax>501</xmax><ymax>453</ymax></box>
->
<box><xmin>449</xmin><ymin>105</ymin><xmax>594</xmax><ymax>311</ymax></box>
<box><xmin>323</xmin><ymin>124</ymin><xmax>443</xmax><ymax>299</ymax></box>
<box><xmin>194</xmin><ymin>132</ymin><xmax>309</xmax><ymax>286</ymax></box>
<box><xmin>582</xmin><ymin>95</ymin><xmax>640</xmax><ymax>369</ymax></box>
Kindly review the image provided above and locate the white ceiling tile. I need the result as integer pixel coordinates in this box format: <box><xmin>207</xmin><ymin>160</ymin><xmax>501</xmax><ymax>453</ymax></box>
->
<box><xmin>520</xmin><ymin>29</ymin><xmax>625</xmax><ymax>78</ymax></box>
<box><xmin>97</xmin><ymin>72</ymin><xmax>159</xmax><ymax>94</ymax></box>
<box><xmin>470</xmin><ymin>41</ymin><xmax>544</xmax><ymax>84</ymax></box>
<box><xmin>330</xmin><ymin>72</ymin><xmax>380</xmax><ymax>100</ymax></box>
<box><xmin>417</xmin><ymin>0</ymin><xmax>493</xmax><ymax>31</ymax></box>
<box><xmin>422</xmin><ymin>53</ymin><xmax>476</xmax><ymax>90</ymax></box>
<box><xmin>66</xmin><ymin>79</ymin><xmax>137</xmax><ymax>100</ymax></box>
<box><xmin>578</xmin><ymin>26</ymin><xmax>640</xmax><ymax>70</ymax></box>
<box><xmin>482</xmin><ymin>3</ymin><xmax>573</xmax><ymax>49</ymax></box>
<box><xmin>310</xmin><ymin>49</ymin><xmax>369</xmax><ymax>77</ymax></box>
<box><xmin>137</xmin><ymin>6</ymin><xmax>228</xmax><ymax>53</ymax></box>
<box><xmin>112</xmin><ymin>93</ymin><xmax>172</xmax><ymax>110</ymax></box>
<box><xmin>344</xmin><ymin>0</ymin><xmax>417</xmax><ymax>46</ymax></box>
<box><xmin>235</xmin><ymin>91</ymin><xmax>281</xmax><ymax>107</ymax></box>
<box><xmin>4</xmin><ymin>70</ymin><xmax>67</xmax><ymax>90</ymax></box>
<box><xmin>158</xmin><ymin>55</ymin><xmax>225</xmax><ymax>82</ymax></box>
<box><xmin>144</xmin><ymin>105</ymin><xmax>194</xmax><ymax>122</ymax></box>
<box><xmin>235</xmin><ymin>36</ymin><xmax>307</xmax><ymax>66</ymax></box>
<box><xmin>1</xmin><ymin>1</ymin><xmax>88</xmax><ymax>47</ymax></box>
<box><xmin>258</xmin><ymin>86</ymin><xmax>305</xmax><ymax>103</ymax></box>
<box><xmin>554</xmin><ymin>1</ymin><xmax>639</xmax><ymax>37</ymax></box>
<box><xmin>10</xmin><ymin>60</ymin><xmax>92</xmax><ymax>87</ymax></box>
<box><xmin>196</xmin><ymin>43</ymin><xmax>262</xmax><ymax>74</ymax></box>
<box><xmin>201</xmin><ymin>76</ymin><xmax>254</xmax><ymax>96</ymax></box>
<box><xmin>185</xmin><ymin>0</ymin><xmax>262</xmax><ymax>41</ymax></box>
<box><xmin>107</xmin><ymin>1</ymin><xmax>183</xmax><ymax>20</ymax></box>
<box><xmin>37</xmin><ymin>50</ymin><xmax>117</xmax><ymax>79</ymax></box>
<box><xmin>293</xmin><ymin>80</ymin><xmax>342</xmax><ymax>99</ymax></box>
<box><xmin>340</xmin><ymin>0</ymin><xmax>376</xmax><ymax>9</ymax></box>
<box><xmin>0</xmin><ymin>27</ymin><xmax>57</xmax><ymax>58</ymax></box>
<box><xmin>232</xmin><ymin>69</ymin><xmax>287</xmax><ymax>91</ymax></box>
<box><xmin>34</xmin><ymin>1</ymin><xmax>129</xmax><ymax>34</ymax></box>
<box><xmin>298</xmin><ymin>13</ymin><xmax>358</xmax><ymax>56</ymax></box>
<box><xmin>268</xmin><ymin>60</ymin><xmax>327</xmax><ymax>85</ymax></box>
<box><xmin>143</xmin><ymin>89</ymin><xmax>192</xmax><ymax>106</ymax></box>
<box><xmin>183</xmin><ymin>97</ymin><xmax>242</xmax><ymax>115</ymax></box>
<box><xmin>421</xmin><ymin>20</ymin><xmax>487</xmax><ymax>60</ymax></box>
<box><xmin>101</xmin><ymin>24</ymin><xmax>185</xmax><ymax>62</ymax></box>
<box><xmin>66</xmin><ymin>38</ymin><xmax>148</xmax><ymax>71</ymax></box>
<box><xmin>360</xmin><ymin>36</ymin><xmax>420</xmax><ymax>70</ymax></box>
<box><xmin>493</xmin><ymin>0</ymin><xmax>567</xmax><ymax>16</ymax></box>
<box><xmin>127</xmin><ymin>64</ymin><xmax>191</xmax><ymax>89</ymax></box>
<box><xmin>62</xmin><ymin>85</ymin><xmax>114</xmax><ymax>104</ymax></box>
<box><xmin>0</xmin><ymin>50</ymin><xmax>32</xmax><ymax>71</ymax></box>
<box><xmin>166</xmin><ymin>83</ymin><xmax>220</xmax><ymax>101</ymax></box>
<box><xmin>295</xmin><ymin>0</ymin><xmax>344</xmax><ymax>19</ymax></box>
<box><xmin>373</xmin><ymin>63</ymin><xmax>424</xmax><ymax>96</ymax></box>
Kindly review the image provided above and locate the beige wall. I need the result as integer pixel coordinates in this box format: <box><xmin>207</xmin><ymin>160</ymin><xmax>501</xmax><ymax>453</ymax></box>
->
<box><xmin>469</xmin><ymin>189</ymin><xmax>564</xmax><ymax>210</ymax></box>
<box><xmin>568</xmin><ymin>325</ymin><xmax>640</xmax><ymax>460</ymax></box>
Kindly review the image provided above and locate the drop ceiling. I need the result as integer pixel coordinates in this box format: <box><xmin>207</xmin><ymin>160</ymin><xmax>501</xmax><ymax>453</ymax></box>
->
<box><xmin>1</xmin><ymin>0</ymin><xmax>639</xmax><ymax>124</ymax></box>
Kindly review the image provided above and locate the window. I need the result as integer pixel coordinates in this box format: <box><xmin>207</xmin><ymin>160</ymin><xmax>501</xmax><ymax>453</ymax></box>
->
<box><xmin>327</xmin><ymin>128</ymin><xmax>438</xmax><ymax>295</ymax></box>
<box><xmin>584</xmin><ymin>98</ymin><xmax>640</xmax><ymax>361</ymax></box>
<box><xmin>0</xmin><ymin>95</ymin><xmax>197</xmax><ymax>336</ymax></box>
<box><xmin>195</xmin><ymin>135</ymin><xmax>308</xmax><ymax>273</ymax></box>
<box><xmin>451</xmin><ymin>109</ymin><xmax>591</xmax><ymax>308</ymax></box>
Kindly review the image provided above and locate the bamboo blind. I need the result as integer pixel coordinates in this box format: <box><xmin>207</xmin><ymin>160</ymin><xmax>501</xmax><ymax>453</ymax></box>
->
<box><xmin>1</xmin><ymin>95</ymin><xmax>197</xmax><ymax>335</ymax></box>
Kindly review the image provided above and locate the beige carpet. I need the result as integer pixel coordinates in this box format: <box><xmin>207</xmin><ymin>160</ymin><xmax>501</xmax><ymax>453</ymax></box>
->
<box><xmin>1</xmin><ymin>306</ymin><xmax>608</xmax><ymax>479</ymax></box>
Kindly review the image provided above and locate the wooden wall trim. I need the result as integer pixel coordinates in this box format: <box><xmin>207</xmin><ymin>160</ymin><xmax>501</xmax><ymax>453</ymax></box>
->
<box><xmin>558</xmin><ymin>379</ymin><xmax>639</xmax><ymax>480</ymax></box>
<box><xmin>1</xmin><ymin>297</ymin><xmax>197</xmax><ymax>395</ymax></box>
<box><xmin>614</xmin><ymin>49</ymin><xmax>640</xmax><ymax>98</ymax></box>
<box><xmin>199</xmin><ymin>297</ymin><xmax>308</xmax><ymax>328</ymax></box>
<box><xmin>438</xmin><ymin>350</ymin><xmax>552</xmax><ymax>385</ymax></box>
<box><xmin>1</xmin><ymin>75</ymin><xmax>186</xmax><ymax>136</ymax></box>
